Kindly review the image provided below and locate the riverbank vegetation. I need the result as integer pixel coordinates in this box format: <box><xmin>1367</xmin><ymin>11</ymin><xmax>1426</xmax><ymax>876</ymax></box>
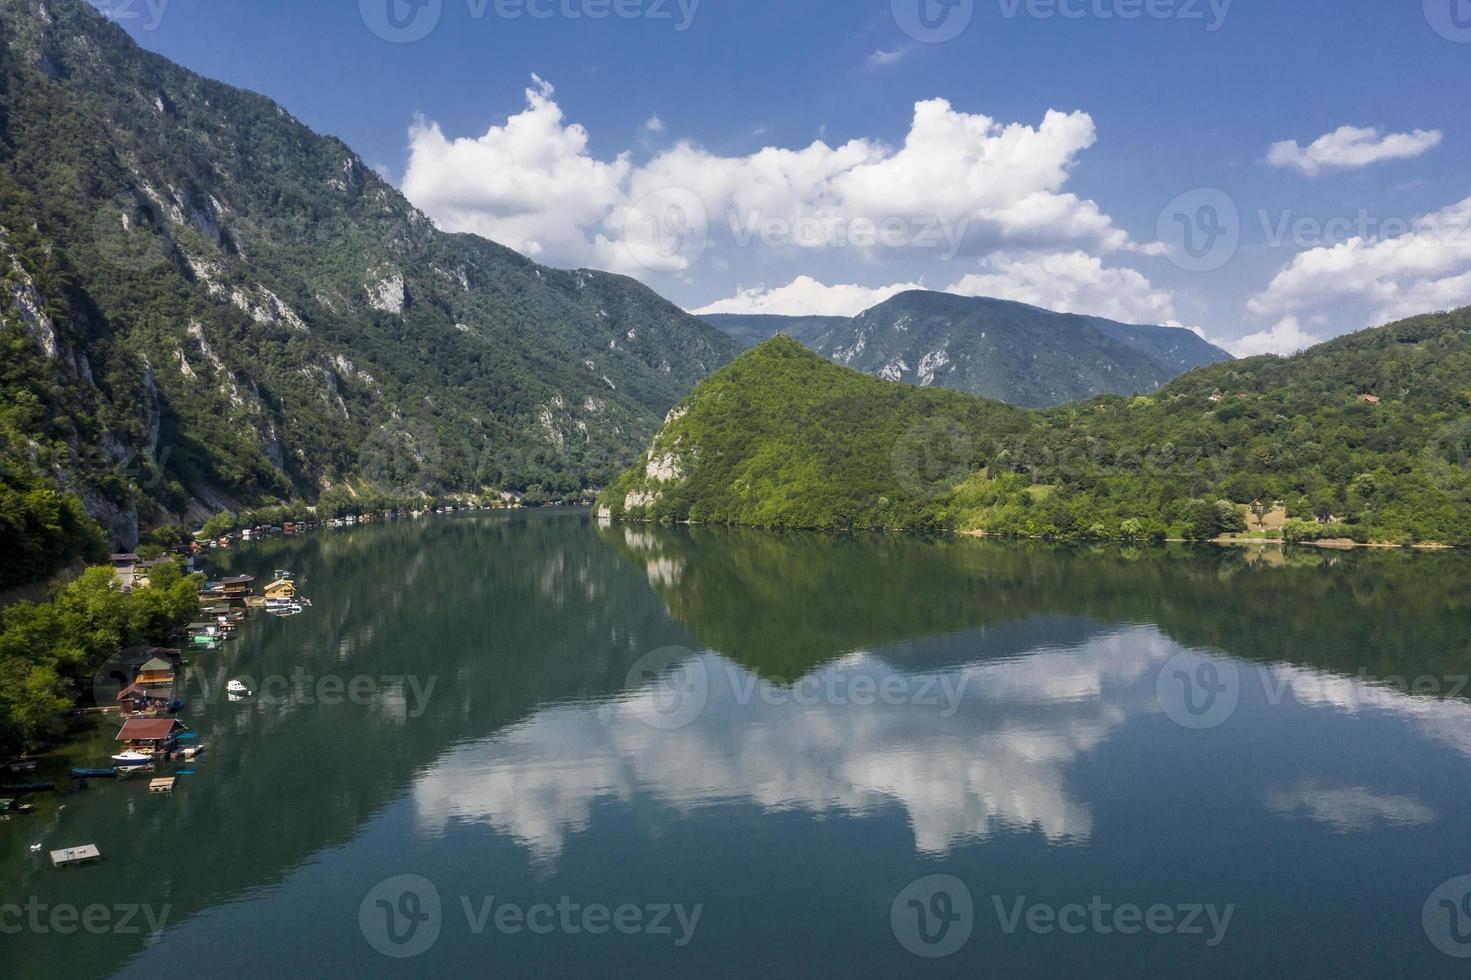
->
<box><xmin>0</xmin><ymin>560</ymin><xmax>200</xmax><ymax>757</ymax></box>
<box><xmin>600</xmin><ymin>308</ymin><xmax>1471</xmax><ymax>547</ymax></box>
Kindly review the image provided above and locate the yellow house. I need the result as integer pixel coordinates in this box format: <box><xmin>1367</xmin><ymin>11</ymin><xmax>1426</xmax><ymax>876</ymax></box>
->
<box><xmin>263</xmin><ymin>578</ymin><xmax>296</xmax><ymax>600</ymax></box>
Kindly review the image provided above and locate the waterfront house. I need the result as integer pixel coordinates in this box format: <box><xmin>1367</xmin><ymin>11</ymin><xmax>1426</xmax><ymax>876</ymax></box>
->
<box><xmin>263</xmin><ymin>577</ymin><xmax>296</xmax><ymax>600</ymax></box>
<box><xmin>220</xmin><ymin>575</ymin><xmax>255</xmax><ymax>600</ymax></box>
<box><xmin>116</xmin><ymin>683</ymin><xmax>174</xmax><ymax>715</ymax></box>
<box><xmin>115</xmin><ymin>717</ymin><xmax>185</xmax><ymax>755</ymax></box>
<box><xmin>134</xmin><ymin>657</ymin><xmax>176</xmax><ymax>689</ymax></box>
<box><xmin>110</xmin><ymin>553</ymin><xmax>140</xmax><ymax>588</ymax></box>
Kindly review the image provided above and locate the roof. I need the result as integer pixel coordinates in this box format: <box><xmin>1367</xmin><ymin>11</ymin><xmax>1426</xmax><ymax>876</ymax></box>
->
<box><xmin>220</xmin><ymin>575</ymin><xmax>255</xmax><ymax>585</ymax></box>
<box><xmin>110</xmin><ymin>553</ymin><xmax>140</xmax><ymax>563</ymax></box>
<box><xmin>116</xmin><ymin>718</ymin><xmax>184</xmax><ymax>741</ymax></box>
<box><xmin>116</xmin><ymin>683</ymin><xmax>171</xmax><ymax>702</ymax></box>
<box><xmin>138</xmin><ymin>658</ymin><xmax>175</xmax><ymax>674</ymax></box>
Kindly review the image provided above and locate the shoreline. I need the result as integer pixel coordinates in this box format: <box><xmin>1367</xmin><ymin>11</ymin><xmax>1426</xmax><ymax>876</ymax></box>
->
<box><xmin>605</xmin><ymin>515</ymin><xmax>1459</xmax><ymax>551</ymax></box>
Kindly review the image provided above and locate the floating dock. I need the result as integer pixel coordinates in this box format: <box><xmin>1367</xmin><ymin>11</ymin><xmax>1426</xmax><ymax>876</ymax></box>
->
<box><xmin>148</xmin><ymin>777</ymin><xmax>176</xmax><ymax>795</ymax></box>
<box><xmin>50</xmin><ymin>844</ymin><xmax>102</xmax><ymax>868</ymax></box>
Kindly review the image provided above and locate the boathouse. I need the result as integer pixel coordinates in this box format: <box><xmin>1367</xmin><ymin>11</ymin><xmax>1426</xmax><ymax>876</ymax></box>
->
<box><xmin>115</xmin><ymin>718</ymin><xmax>186</xmax><ymax>754</ymax></box>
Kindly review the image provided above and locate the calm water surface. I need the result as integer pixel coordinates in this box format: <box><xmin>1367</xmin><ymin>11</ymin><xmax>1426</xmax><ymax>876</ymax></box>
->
<box><xmin>4</xmin><ymin>512</ymin><xmax>1471</xmax><ymax>977</ymax></box>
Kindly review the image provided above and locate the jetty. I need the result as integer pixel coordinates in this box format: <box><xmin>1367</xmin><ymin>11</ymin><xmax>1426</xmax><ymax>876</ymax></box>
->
<box><xmin>50</xmin><ymin>844</ymin><xmax>101</xmax><ymax>868</ymax></box>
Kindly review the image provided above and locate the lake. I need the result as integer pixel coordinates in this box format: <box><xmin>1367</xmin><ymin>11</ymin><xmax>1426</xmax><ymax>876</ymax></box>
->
<box><xmin>4</xmin><ymin>511</ymin><xmax>1471</xmax><ymax>977</ymax></box>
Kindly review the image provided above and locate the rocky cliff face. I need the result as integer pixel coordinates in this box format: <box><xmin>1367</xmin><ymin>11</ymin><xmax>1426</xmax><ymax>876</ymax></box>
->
<box><xmin>0</xmin><ymin>0</ymin><xmax>740</xmax><ymax>546</ymax></box>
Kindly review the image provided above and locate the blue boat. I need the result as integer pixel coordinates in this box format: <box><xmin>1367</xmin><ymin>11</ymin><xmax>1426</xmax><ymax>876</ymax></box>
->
<box><xmin>72</xmin><ymin>768</ymin><xmax>118</xmax><ymax>779</ymax></box>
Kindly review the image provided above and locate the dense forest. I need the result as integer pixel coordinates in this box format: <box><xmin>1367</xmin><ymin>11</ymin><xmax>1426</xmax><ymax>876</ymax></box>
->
<box><xmin>0</xmin><ymin>0</ymin><xmax>736</xmax><ymax>588</ymax></box>
<box><xmin>600</xmin><ymin>308</ymin><xmax>1471</xmax><ymax>546</ymax></box>
<box><xmin>0</xmin><ymin>559</ymin><xmax>199</xmax><ymax>755</ymax></box>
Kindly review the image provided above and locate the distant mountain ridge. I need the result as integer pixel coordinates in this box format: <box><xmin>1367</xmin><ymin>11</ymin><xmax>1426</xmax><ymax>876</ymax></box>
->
<box><xmin>702</xmin><ymin>291</ymin><xmax>1231</xmax><ymax>407</ymax></box>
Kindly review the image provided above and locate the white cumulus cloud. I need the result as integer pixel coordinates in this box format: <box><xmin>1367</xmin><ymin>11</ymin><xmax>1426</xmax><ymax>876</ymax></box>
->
<box><xmin>945</xmin><ymin>251</ymin><xmax>1179</xmax><ymax>325</ymax></box>
<box><xmin>1267</xmin><ymin>125</ymin><xmax>1443</xmax><ymax>177</ymax></box>
<box><xmin>1229</xmin><ymin>316</ymin><xmax>1322</xmax><ymax>357</ymax></box>
<box><xmin>693</xmin><ymin>276</ymin><xmax>925</xmax><ymax>317</ymax></box>
<box><xmin>400</xmin><ymin>77</ymin><xmax>1145</xmax><ymax>282</ymax></box>
<box><xmin>693</xmin><ymin>251</ymin><xmax>1180</xmax><ymax>325</ymax></box>
<box><xmin>1248</xmin><ymin>194</ymin><xmax>1471</xmax><ymax>327</ymax></box>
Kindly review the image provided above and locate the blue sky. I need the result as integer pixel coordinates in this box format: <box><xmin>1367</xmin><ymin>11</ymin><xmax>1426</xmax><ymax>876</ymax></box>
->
<box><xmin>99</xmin><ymin>0</ymin><xmax>1471</xmax><ymax>353</ymax></box>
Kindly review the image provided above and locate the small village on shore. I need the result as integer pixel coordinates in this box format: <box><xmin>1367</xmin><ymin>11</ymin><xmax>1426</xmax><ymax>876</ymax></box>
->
<box><xmin>2</xmin><ymin>502</ymin><xmax>506</xmax><ymax>864</ymax></box>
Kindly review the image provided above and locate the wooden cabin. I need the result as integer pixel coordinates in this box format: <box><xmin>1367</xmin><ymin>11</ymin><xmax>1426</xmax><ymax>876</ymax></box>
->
<box><xmin>219</xmin><ymin>575</ymin><xmax>255</xmax><ymax>600</ymax></box>
<box><xmin>115</xmin><ymin>717</ymin><xmax>186</xmax><ymax>755</ymax></box>
<box><xmin>116</xmin><ymin>683</ymin><xmax>174</xmax><ymax>715</ymax></box>
<box><xmin>134</xmin><ymin>657</ymin><xmax>176</xmax><ymax>689</ymax></box>
<box><xmin>263</xmin><ymin>578</ymin><xmax>296</xmax><ymax>600</ymax></box>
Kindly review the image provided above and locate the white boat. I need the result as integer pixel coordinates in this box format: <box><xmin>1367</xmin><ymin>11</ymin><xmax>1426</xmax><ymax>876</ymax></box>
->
<box><xmin>226</xmin><ymin>680</ymin><xmax>251</xmax><ymax>696</ymax></box>
<box><xmin>112</xmin><ymin>750</ymin><xmax>153</xmax><ymax>766</ymax></box>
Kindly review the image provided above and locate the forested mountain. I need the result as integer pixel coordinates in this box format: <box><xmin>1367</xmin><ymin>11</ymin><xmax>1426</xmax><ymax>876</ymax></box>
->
<box><xmin>600</xmin><ymin>307</ymin><xmax>1471</xmax><ymax>546</ymax></box>
<box><xmin>703</xmin><ymin>291</ymin><xmax>1231</xmax><ymax>407</ymax></box>
<box><xmin>0</xmin><ymin>0</ymin><xmax>738</xmax><ymax>584</ymax></box>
